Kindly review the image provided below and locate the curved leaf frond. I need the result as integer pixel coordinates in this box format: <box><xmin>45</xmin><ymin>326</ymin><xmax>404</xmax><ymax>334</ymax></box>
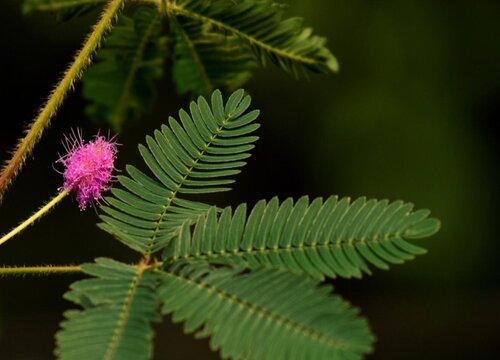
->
<box><xmin>160</xmin><ymin>262</ymin><xmax>374</xmax><ymax>360</ymax></box>
<box><xmin>164</xmin><ymin>196</ymin><xmax>441</xmax><ymax>279</ymax></box>
<box><xmin>83</xmin><ymin>7</ymin><xmax>168</xmax><ymax>131</ymax></box>
<box><xmin>99</xmin><ymin>89</ymin><xmax>260</xmax><ymax>255</ymax></box>
<box><xmin>171</xmin><ymin>17</ymin><xmax>256</xmax><ymax>96</ymax></box>
<box><xmin>56</xmin><ymin>258</ymin><xmax>160</xmax><ymax>360</ymax></box>
<box><xmin>171</xmin><ymin>0</ymin><xmax>339</xmax><ymax>77</ymax></box>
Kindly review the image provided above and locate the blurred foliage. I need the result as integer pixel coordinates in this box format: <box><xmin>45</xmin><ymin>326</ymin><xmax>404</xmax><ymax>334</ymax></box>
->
<box><xmin>83</xmin><ymin>7</ymin><xmax>167</xmax><ymax>131</ymax></box>
<box><xmin>24</xmin><ymin>0</ymin><xmax>339</xmax><ymax>132</ymax></box>
<box><xmin>304</xmin><ymin>0</ymin><xmax>499</xmax><ymax>288</ymax></box>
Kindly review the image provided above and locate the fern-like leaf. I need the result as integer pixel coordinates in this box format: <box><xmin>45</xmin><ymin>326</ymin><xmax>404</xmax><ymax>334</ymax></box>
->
<box><xmin>164</xmin><ymin>196</ymin><xmax>441</xmax><ymax>279</ymax></box>
<box><xmin>171</xmin><ymin>17</ymin><xmax>255</xmax><ymax>96</ymax></box>
<box><xmin>55</xmin><ymin>258</ymin><xmax>160</xmax><ymax>360</ymax></box>
<box><xmin>83</xmin><ymin>7</ymin><xmax>167</xmax><ymax>131</ymax></box>
<box><xmin>171</xmin><ymin>0</ymin><xmax>338</xmax><ymax>77</ymax></box>
<box><xmin>159</xmin><ymin>262</ymin><xmax>374</xmax><ymax>359</ymax></box>
<box><xmin>99</xmin><ymin>89</ymin><xmax>260</xmax><ymax>255</ymax></box>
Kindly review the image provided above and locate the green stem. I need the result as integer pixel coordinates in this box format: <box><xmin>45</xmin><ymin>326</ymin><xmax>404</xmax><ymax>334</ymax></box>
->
<box><xmin>0</xmin><ymin>265</ymin><xmax>82</xmax><ymax>277</ymax></box>
<box><xmin>0</xmin><ymin>189</ymin><xmax>70</xmax><ymax>247</ymax></box>
<box><xmin>0</xmin><ymin>0</ymin><xmax>125</xmax><ymax>202</ymax></box>
<box><xmin>0</xmin><ymin>262</ymin><xmax>160</xmax><ymax>278</ymax></box>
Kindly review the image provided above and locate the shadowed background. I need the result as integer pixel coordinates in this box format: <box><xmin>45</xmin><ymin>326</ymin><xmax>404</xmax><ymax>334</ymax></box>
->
<box><xmin>0</xmin><ymin>0</ymin><xmax>499</xmax><ymax>358</ymax></box>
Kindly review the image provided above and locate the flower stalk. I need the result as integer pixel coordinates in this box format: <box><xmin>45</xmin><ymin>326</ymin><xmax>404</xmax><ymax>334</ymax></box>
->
<box><xmin>0</xmin><ymin>189</ymin><xmax>70</xmax><ymax>247</ymax></box>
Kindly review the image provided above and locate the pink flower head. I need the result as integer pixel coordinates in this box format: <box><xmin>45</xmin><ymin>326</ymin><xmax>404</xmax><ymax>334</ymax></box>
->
<box><xmin>57</xmin><ymin>130</ymin><xmax>118</xmax><ymax>210</ymax></box>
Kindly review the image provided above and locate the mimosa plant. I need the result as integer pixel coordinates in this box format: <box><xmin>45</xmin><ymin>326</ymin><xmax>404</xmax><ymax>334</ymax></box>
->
<box><xmin>0</xmin><ymin>1</ymin><xmax>440</xmax><ymax>359</ymax></box>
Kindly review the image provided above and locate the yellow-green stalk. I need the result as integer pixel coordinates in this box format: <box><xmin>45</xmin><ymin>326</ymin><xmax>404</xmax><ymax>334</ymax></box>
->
<box><xmin>0</xmin><ymin>189</ymin><xmax>69</xmax><ymax>247</ymax></box>
<box><xmin>0</xmin><ymin>264</ymin><xmax>82</xmax><ymax>277</ymax></box>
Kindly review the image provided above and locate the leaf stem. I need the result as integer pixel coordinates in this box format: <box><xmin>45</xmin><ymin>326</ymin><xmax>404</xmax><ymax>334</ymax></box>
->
<box><xmin>0</xmin><ymin>0</ymin><xmax>125</xmax><ymax>201</ymax></box>
<box><xmin>0</xmin><ymin>264</ymin><xmax>82</xmax><ymax>277</ymax></box>
<box><xmin>103</xmin><ymin>263</ymin><xmax>147</xmax><ymax>359</ymax></box>
<box><xmin>0</xmin><ymin>189</ymin><xmax>70</xmax><ymax>247</ymax></box>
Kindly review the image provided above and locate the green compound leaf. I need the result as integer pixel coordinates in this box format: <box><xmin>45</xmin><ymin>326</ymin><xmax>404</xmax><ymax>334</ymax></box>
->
<box><xmin>55</xmin><ymin>258</ymin><xmax>160</xmax><ymax>360</ymax></box>
<box><xmin>164</xmin><ymin>196</ymin><xmax>441</xmax><ymax>279</ymax></box>
<box><xmin>171</xmin><ymin>0</ymin><xmax>339</xmax><ymax>77</ymax></box>
<box><xmin>83</xmin><ymin>6</ymin><xmax>168</xmax><ymax>131</ymax></box>
<box><xmin>99</xmin><ymin>89</ymin><xmax>260</xmax><ymax>255</ymax></box>
<box><xmin>159</xmin><ymin>262</ymin><xmax>374</xmax><ymax>359</ymax></box>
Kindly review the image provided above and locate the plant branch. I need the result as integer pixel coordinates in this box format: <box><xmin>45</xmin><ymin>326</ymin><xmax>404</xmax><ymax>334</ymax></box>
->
<box><xmin>0</xmin><ymin>264</ymin><xmax>83</xmax><ymax>277</ymax></box>
<box><xmin>0</xmin><ymin>0</ymin><xmax>125</xmax><ymax>202</ymax></box>
<box><xmin>0</xmin><ymin>260</ymin><xmax>161</xmax><ymax>278</ymax></box>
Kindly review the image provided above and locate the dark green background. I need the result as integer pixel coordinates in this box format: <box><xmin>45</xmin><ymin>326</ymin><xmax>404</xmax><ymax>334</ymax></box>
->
<box><xmin>1</xmin><ymin>0</ymin><xmax>499</xmax><ymax>358</ymax></box>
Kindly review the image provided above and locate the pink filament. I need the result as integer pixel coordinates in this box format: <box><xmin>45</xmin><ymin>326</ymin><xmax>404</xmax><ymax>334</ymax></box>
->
<box><xmin>58</xmin><ymin>131</ymin><xmax>117</xmax><ymax>210</ymax></box>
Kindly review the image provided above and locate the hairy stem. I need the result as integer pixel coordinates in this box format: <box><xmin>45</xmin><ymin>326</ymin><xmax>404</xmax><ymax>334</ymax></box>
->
<box><xmin>0</xmin><ymin>262</ymin><xmax>159</xmax><ymax>278</ymax></box>
<box><xmin>0</xmin><ymin>189</ymin><xmax>70</xmax><ymax>247</ymax></box>
<box><xmin>0</xmin><ymin>0</ymin><xmax>125</xmax><ymax>202</ymax></box>
<box><xmin>0</xmin><ymin>265</ymin><xmax>82</xmax><ymax>277</ymax></box>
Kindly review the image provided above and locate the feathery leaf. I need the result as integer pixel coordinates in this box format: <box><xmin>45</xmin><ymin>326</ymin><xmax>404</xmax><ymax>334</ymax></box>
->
<box><xmin>160</xmin><ymin>262</ymin><xmax>374</xmax><ymax>359</ymax></box>
<box><xmin>164</xmin><ymin>196</ymin><xmax>441</xmax><ymax>279</ymax></box>
<box><xmin>99</xmin><ymin>89</ymin><xmax>260</xmax><ymax>255</ymax></box>
<box><xmin>55</xmin><ymin>258</ymin><xmax>160</xmax><ymax>360</ymax></box>
<box><xmin>170</xmin><ymin>0</ymin><xmax>338</xmax><ymax>77</ymax></box>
